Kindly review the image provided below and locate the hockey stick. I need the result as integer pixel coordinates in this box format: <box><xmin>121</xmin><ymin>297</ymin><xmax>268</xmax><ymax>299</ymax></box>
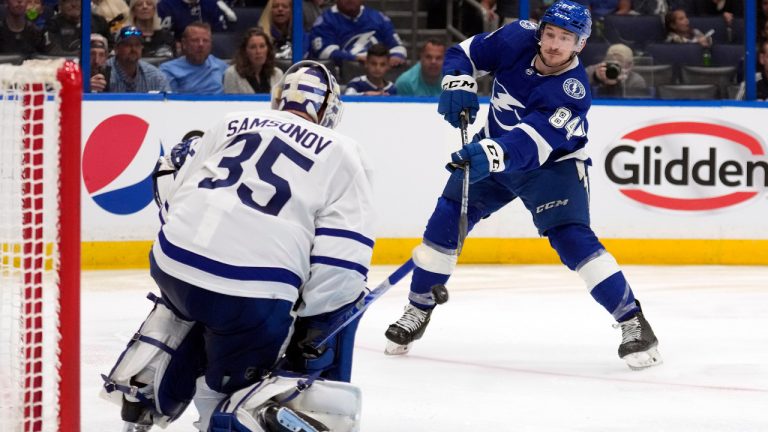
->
<box><xmin>457</xmin><ymin>109</ymin><xmax>470</xmax><ymax>254</ymax></box>
<box><xmin>429</xmin><ymin>110</ymin><xmax>471</xmax><ymax>306</ymax></box>
<box><xmin>312</xmin><ymin>259</ymin><xmax>416</xmax><ymax>350</ymax></box>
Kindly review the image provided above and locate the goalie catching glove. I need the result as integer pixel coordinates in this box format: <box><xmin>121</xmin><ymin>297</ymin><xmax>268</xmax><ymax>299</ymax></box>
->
<box><xmin>438</xmin><ymin>74</ymin><xmax>479</xmax><ymax>128</ymax></box>
<box><xmin>447</xmin><ymin>139</ymin><xmax>506</xmax><ymax>184</ymax></box>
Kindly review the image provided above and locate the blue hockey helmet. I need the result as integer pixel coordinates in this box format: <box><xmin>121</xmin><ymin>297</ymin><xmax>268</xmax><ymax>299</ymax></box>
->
<box><xmin>539</xmin><ymin>0</ymin><xmax>592</xmax><ymax>48</ymax></box>
<box><xmin>271</xmin><ymin>60</ymin><xmax>343</xmax><ymax>129</ymax></box>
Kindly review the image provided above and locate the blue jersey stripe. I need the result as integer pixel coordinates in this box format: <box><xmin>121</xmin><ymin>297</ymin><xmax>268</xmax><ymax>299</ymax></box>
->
<box><xmin>157</xmin><ymin>230</ymin><xmax>302</xmax><ymax>287</ymax></box>
<box><xmin>310</xmin><ymin>255</ymin><xmax>369</xmax><ymax>277</ymax></box>
<box><xmin>315</xmin><ymin>228</ymin><xmax>375</xmax><ymax>248</ymax></box>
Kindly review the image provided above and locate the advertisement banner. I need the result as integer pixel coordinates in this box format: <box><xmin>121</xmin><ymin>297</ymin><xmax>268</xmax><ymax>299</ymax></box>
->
<box><xmin>80</xmin><ymin>101</ymin><xmax>768</xmax><ymax>265</ymax></box>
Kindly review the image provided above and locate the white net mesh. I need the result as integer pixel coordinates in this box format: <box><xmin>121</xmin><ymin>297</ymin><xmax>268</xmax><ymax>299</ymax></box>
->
<box><xmin>0</xmin><ymin>59</ymin><xmax>65</xmax><ymax>432</ymax></box>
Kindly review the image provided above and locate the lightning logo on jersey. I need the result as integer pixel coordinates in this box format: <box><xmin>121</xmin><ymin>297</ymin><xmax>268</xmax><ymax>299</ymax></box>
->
<box><xmin>490</xmin><ymin>82</ymin><xmax>525</xmax><ymax>131</ymax></box>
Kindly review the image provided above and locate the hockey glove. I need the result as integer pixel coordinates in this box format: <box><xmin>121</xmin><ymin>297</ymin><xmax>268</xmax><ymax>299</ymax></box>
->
<box><xmin>285</xmin><ymin>292</ymin><xmax>366</xmax><ymax>381</ymax></box>
<box><xmin>448</xmin><ymin>139</ymin><xmax>506</xmax><ymax>184</ymax></box>
<box><xmin>438</xmin><ymin>74</ymin><xmax>479</xmax><ymax>128</ymax></box>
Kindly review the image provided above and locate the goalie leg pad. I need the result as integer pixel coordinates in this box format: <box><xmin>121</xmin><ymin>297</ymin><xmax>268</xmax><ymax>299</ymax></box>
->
<box><xmin>101</xmin><ymin>293</ymin><xmax>205</xmax><ymax>427</ymax></box>
<box><xmin>209</xmin><ymin>374</ymin><xmax>361</xmax><ymax>432</ymax></box>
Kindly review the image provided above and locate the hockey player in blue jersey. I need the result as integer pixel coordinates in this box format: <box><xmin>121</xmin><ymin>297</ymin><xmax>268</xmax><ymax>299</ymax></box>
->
<box><xmin>309</xmin><ymin>0</ymin><xmax>406</xmax><ymax>66</ymax></box>
<box><xmin>102</xmin><ymin>61</ymin><xmax>374</xmax><ymax>432</ymax></box>
<box><xmin>385</xmin><ymin>0</ymin><xmax>662</xmax><ymax>371</ymax></box>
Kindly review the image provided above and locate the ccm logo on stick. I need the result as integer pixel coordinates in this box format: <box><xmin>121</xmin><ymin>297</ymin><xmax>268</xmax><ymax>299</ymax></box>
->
<box><xmin>603</xmin><ymin>121</ymin><xmax>767</xmax><ymax>211</ymax></box>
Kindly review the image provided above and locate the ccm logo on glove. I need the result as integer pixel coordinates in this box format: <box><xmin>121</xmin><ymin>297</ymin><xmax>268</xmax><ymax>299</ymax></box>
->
<box><xmin>441</xmin><ymin>75</ymin><xmax>477</xmax><ymax>91</ymax></box>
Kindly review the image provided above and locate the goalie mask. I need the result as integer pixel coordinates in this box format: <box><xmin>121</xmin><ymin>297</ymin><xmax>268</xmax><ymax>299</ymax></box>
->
<box><xmin>271</xmin><ymin>60</ymin><xmax>343</xmax><ymax>129</ymax></box>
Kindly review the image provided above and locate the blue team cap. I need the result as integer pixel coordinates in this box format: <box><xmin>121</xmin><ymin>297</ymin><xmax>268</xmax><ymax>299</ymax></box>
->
<box><xmin>115</xmin><ymin>26</ymin><xmax>143</xmax><ymax>45</ymax></box>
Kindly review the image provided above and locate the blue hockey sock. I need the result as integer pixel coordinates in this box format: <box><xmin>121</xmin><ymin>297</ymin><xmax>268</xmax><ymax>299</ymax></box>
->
<box><xmin>548</xmin><ymin>224</ymin><xmax>639</xmax><ymax>321</ymax></box>
<box><xmin>587</xmin><ymin>271</ymin><xmax>639</xmax><ymax>322</ymax></box>
<box><xmin>409</xmin><ymin>267</ymin><xmax>450</xmax><ymax>309</ymax></box>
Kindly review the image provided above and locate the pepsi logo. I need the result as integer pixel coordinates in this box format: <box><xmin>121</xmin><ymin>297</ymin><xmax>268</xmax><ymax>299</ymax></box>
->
<box><xmin>83</xmin><ymin>114</ymin><xmax>162</xmax><ymax>215</ymax></box>
<box><xmin>603</xmin><ymin>120</ymin><xmax>768</xmax><ymax>211</ymax></box>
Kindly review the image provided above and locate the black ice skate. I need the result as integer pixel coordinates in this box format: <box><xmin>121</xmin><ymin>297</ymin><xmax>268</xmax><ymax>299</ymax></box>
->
<box><xmin>384</xmin><ymin>304</ymin><xmax>432</xmax><ymax>355</ymax></box>
<box><xmin>614</xmin><ymin>302</ymin><xmax>663</xmax><ymax>370</ymax></box>
<box><xmin>259</xmin><ymin>401</ymin><xmax>329</xmax><ymax>432</ymax></box>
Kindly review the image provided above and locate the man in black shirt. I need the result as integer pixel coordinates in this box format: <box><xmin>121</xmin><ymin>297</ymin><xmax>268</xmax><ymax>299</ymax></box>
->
<box><xmin>0</xmin><ymin>0</ymin><xmax>50</xmax><ymax>57</ymax></box>
<box><xmin>45</xmin><ymin>0</ymin><xmax>110</xmax><ymax>56</ymax></box>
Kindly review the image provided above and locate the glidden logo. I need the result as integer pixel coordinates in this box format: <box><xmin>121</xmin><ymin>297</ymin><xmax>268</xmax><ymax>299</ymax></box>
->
<box><xmin>604</xmin><ymin>121</ymin><xmax>768</xmax><ymax>211</ymax></box>
<box><xmin>83</xmin><ymin>114</ymin><xmax>161</xmax><ymax>215</ymax></box>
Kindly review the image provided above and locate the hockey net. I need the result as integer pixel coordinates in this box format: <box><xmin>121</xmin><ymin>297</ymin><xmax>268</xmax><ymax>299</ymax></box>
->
<box><xmin>0</xmin><ymin>59</ymin><xmax>81</xmax><ymax>432</ymax></box>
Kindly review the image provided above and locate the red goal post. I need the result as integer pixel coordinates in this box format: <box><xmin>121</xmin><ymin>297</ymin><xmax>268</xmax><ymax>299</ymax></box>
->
<box><xmin>0</xmin><ymin>59</ymin><xmax>81</xmax><ymax>432</ymax></box>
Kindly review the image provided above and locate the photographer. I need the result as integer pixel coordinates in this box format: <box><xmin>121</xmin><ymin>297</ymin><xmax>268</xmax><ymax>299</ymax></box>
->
<box><xmin>585</xmin><ymin>43</ymin><xmax>648</xmax><ymax>98</ymax></box>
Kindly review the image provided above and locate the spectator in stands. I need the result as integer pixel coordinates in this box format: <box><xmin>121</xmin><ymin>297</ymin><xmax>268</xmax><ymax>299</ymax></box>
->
<box><xmin>479</xmin><ymin>0</ymin><xmax>543</xmax><ymax>26</ymax></box>
<box><xmin>586</xmin><ymin>43</ymin><xmax>648</xmax><ymax>98</ymax></box>
<box><xmin>761</xmin><ymin>17</ymin><xmax>768</xmax><ymax>44</ymax></box>
<box><xmin>303</xmin><ymin>0</ymin><xmax>328</xmax><ymax>30</ymax></box>
<box><xmin>760</xmin><ymin>0</ymin><xmax>768</xmax><ymax>35</ymax></box>
<box><xmin>309</xmin><ymin>0</ymin><xmax>406</xmax><ymax>67</ymax></box>
<box><xmin>89</xmin><ymin>33</ymin><xmax>110</xmax><ymax>92</ymax></box>
<box><xmin>395</xmin><ymin>38</ymin><xmax>445</xmax><ymax>97</ymax></box>
<box><xmin>258</xmin><ymin>0</ymin><xmax>293</xmax><ymax>60</ymax></box>
<box><xmin>0</xmin><ymin>0</ymin><xmax>50</xmax><ymax>57</ymax></box>
<box><xmin>344</xmin><ymin>43</ymin><xmax>396</xmax><ymax>95</ymax></box>
<box><xmin>687</xmin><ymin>0</ymin><xmax>742</xmax><ymax>26</ymax></box>
<box><xmin>736</xmin><ymin>39</ymin><xmax>768</xmax><ymax>101</ymax></box>
<box><xmin>630</xmin><ymin>0</ymin><xmax>668</xmax><ymax>16</ymax></box>
<box><xmin>25</xmin><ymin>0</ymin><xmax>55</xmax><ymax>29</ymax></box>
<box><xmin>126</xmin><ymin>0</ymin><xmax>175</xmax><ymax>58</ymax></box>
<box><xmin>157</xmin><ymin>0</ymin><xmax>229</xmax><ymax>40</ymax></box>
<box><xmin>664</xmin><ymin>9</ymin><xmax>712</xmax><ymax>47</ymax></box>
<box><xmin>46</xmin><ymin>0</ymin><xmax>110</xmax><ymax>56</ymax></box>
<box><xmin>160</xmin><ymin>22</ymin><xmax>227</xmax><ymax>93</ymax></box>
<box><xmin>92</xmin><ymin>0</ymin><xmax>130</xmax><ymax>33</ymax></box>
<box><xmin>102</xmin><ymin>26</ymin><xmax>171</xmax><ymax>92</ymax></box>
<box><xmin>223</xmin><ymin>27</ymin><xmax>284</xmax><ymax>94</ymax></box>
<box><xmin>587</xmin><ymin>0</ymin><xmax>631</xmax><ymax>19</ymax></box>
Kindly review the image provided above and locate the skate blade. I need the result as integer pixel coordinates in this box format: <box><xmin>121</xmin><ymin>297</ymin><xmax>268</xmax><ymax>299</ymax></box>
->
<box><xmin>384</xmin><ymin>341</ymin><xmax>412</xmax><ymax>356</ymax></box>
<box><xmin>622</xmin><ymin>346</ymin><xmax>663</xmax><ymax>370</ymax></box>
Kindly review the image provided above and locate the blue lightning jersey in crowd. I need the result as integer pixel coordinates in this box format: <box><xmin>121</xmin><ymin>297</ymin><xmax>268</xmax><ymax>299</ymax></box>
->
<box><xmin>445</xmin><ymin>20</ymin><xmax>591</xmax><ymax>172</ymax></box>
<box><xmin>158</xmin><ymin>0</ymin><xmax>228</xmax><ymax>37</ymax></box>
<box><xmin>309</xmin><ymin>5</ymin><xmax>406</xmax><ymax>63</ymax></box>
<box><xmin>344</xmin><ymin>76</ymin><xmax>397</xmax><ymax>95</ymax></box>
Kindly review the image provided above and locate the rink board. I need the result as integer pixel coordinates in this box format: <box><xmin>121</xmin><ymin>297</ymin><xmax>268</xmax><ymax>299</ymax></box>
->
<box><xmin>78</xmin><ymin>99</ymin><xmax>768</xmax><ymax>267</ymax></box>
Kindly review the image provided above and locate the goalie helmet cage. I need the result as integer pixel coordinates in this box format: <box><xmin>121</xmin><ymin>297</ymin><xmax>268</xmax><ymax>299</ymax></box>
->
<box><xmin>0</xmin><ymin>59</ymin><xmax>81</xmax><ymax>432</ymax></box>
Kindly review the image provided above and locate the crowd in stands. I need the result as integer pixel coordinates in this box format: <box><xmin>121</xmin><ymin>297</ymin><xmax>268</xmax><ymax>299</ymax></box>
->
<box><xmin>0</xmin><ymin>0</ymin><xmax>765</xmax><ymax>100</ymax></box>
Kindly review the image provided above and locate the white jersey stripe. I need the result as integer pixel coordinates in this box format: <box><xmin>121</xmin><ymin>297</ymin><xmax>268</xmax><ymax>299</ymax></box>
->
<box><xmin>158</xmin><ymin>230</ymin><xmax>302</xmax><ymax>287</ymax></box>
<box><xmin>309</xmin><ymin>255</ymin><xmax>369</xmax><ymax>277</ymax></box>
<box><xmin>315</xmin><ymin>228</ymin><xmax>374</xmax><ymax>247</ymax></box>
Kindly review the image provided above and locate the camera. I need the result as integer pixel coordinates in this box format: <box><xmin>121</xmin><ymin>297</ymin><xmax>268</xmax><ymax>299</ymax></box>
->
<box><xmin>605</xmin><ymin>61</ymin><xmax>622</xmax><ymax>80</ymax></box>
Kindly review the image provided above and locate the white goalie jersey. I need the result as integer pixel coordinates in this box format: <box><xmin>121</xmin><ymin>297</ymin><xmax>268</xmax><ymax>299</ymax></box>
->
<box><xmin>152</xmin><ymin>109</ymin><xmax>375</xmax><ymax>317</ymax></box>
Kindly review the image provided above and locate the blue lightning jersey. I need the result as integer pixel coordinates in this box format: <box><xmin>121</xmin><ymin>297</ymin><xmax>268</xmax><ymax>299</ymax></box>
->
<box><xmin>344</xmin><ymin>76</ymin><xmax>397</xmax><ymax>95</ymax></box>
<box><xmin>309</xmin><ymin>5</ymin><xmax>406</xmax><ymax>63</ymax></box>
<box><xmin>157</xmin><ymin>0</ymin><xmax>228</xmax><ymax>37</ymax></box>
<box><xmin>444</xmin><ymin>20</ymin><xmax>591</xmax><ymax>172</ymax></box>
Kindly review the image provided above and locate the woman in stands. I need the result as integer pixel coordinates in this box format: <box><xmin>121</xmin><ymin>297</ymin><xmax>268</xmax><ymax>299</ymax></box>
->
<box><xmin>126</xmin><ymin>0</ymin><xmax>175</xmax><ymax>58</ymax></box>
<box><xmin>664</xmin><ymin>9</ymin><xmax>712</xmax><ymax>47</ymax></box>
<box><xmin>224</xmin><ymin>27</ymin><xmax>284</xmax><ymax>94</ymax></box>
<box><xmin>257</xmin><ymin>0</ymin><xmax>293</xmax><ymax>60</ymax></box>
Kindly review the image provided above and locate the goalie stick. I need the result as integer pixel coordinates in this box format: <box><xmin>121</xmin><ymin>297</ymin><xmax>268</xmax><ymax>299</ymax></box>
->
<box><xmin>312</xmin><ymin>259</ymin><xmax>415</xmax><ymax>350</ymax></box>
